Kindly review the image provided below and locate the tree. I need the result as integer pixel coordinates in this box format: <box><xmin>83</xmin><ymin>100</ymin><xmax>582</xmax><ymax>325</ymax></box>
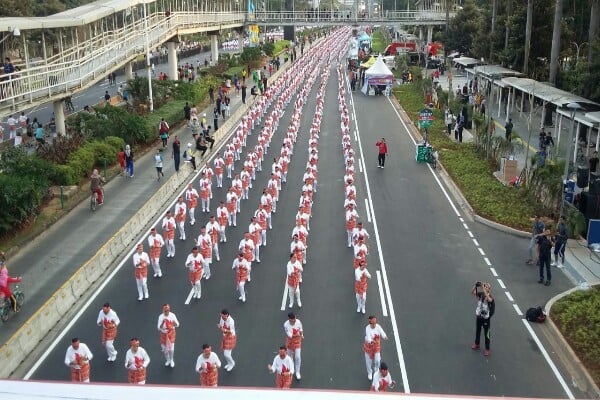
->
<box><xmin>444</xmin><ymin>0</ymin><xmax>483</xmax><ymax>55</ymax></box>
<box><xmin>548</xmin><ymin>0</ymin><xmax>563</xmax><ymax>84</ymax></box>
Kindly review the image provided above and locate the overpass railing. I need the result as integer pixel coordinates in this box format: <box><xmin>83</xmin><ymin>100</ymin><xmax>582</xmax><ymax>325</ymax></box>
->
<box><xmin>250</xmin><ymin>10</ymin><xmax>451</xmax><ymax>24</ymax></box>
<box><xmin>0</xmin><ymin>12</ymin><xmax>244</xmax><ymax>112</ymax></box>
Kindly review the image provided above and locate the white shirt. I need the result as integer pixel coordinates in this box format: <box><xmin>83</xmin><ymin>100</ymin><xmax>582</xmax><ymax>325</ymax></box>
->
<box><xmin>157</xmin><ymin>312</ymin><xmax>180</xmax><ymax>333</ymax></box>
<box><xmin>216</xmin><ymin>206</ymin><xmax>229</xmax><ymax>222</ymax></box>
<box><xmin>371</xmin><ymin>370</ymin><xmax>394</xmax><ymax>391</ymax></box>
<box><xmin>65</xmin><ymin>343</ymin><xmax>93</xmax><ymax>368</ymax></box>
<box><xmin>185</xmin><ymin>188</ymin><xmax>198</xmax><ymax>202</ymax></box>
<box><xmin>365</xmin><ymin>323</ymin><xmax>388</xmax><ymax>343</ymax></box>
<box><xmin>218</xmin><ymin>315</ymin><xmax>236</xmax><ymax>336</ymax></box>
<box><xmin>270</xmin><ymin>354</ymin><xmax>295</xmax><ymax>374</ymax></box>
<box><xmin>290</xmin><ymin>240</ymin><xmax>306</xmax><ymax>254</ymax></box>
<box><xmin>162</xmin><ymin>216</ymin><xmax>176</xmax><ymax>232</ymax></box>
<box><xmin>352</xmin><ymin>227</ymin><xmax>370</xmax><ymax>242</ymax></box>
<box><xmin>284</xmin><ymin>319</ymin><xmax>303</xmax><ymax>339</ymax></box>
<box><xmin>185</xmin><ymin>253</ymin><xmax>205</xmax><ymax>273</ymax></box>
<box><xmin>175</xmin><ymin>202</ymin><xmax>187</xmax><ymax>218</ymax></box>
<box><xmin>97</xmin><ymin>308</ymin><xmax>120</xmax><ymax>328</ymax></box>
<box><xmin>239</xmin><ymin>238</ymin><xmax>255</xmax><ymax>254</ymax></box>
<box><xmin>125</xmin><ymin>347</ymin><xmax>150</xmax><ymax>370</ymax></box>
<box><xmin>286</xmin><ymin>260</ymin><xmax>303</xmax><ymax>276</ymax></box>
<box><xmin>148</xmin><ymin>233</ymin><xmax>164</xmax><ymax>248</ymax></box>
<box><xmin>195</xmin><ymin>351</ymin><xmax>221</xmax><ymax>373</ymax></box>
<box><xmin>133</xmin><ymin>251</ymin><xmax>150</xmax><ymax>269</ymax></box>
<box><xmin>355</xmin><ymin>267</ymin><xmax>372</xmax><ymax>282</ymax></box>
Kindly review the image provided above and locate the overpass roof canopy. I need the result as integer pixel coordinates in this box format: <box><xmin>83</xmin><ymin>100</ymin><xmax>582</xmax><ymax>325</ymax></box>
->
<box><xmin>453</xmin><ymin>57</ymin><xmax>481</xmax><ymax>68</ymax></box>
<box><xmin>501</xmin><ymin>77</ymin><xmax>600</xmax><ymax>111</ymax></box>
<box><xmin>473</xmin><ymin>65</ymin><xmax>524</xmax><ymax>80</ymax></box>
<box><xmin>0</xmin><ymin>0</ymin><xmax>152</xmax><ymax>32</ymax></box>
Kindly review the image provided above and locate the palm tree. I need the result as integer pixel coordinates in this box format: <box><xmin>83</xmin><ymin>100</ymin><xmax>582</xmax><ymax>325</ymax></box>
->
<box><xmin>548</xmin><ymin>0</ymin><xmax>563</xmax><ymax>85</ymax></box>
<box><xmin>523</xmin><ymin>0</ymin><xmax>533</xmax><ymax>74</ymax></box>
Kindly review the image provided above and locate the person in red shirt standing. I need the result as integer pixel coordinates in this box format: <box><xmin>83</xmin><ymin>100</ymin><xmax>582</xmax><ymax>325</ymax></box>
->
<box><xmin>375</xmin><ymin>138</ymin><xmax>388</xmax><ymax>169</ymax></box>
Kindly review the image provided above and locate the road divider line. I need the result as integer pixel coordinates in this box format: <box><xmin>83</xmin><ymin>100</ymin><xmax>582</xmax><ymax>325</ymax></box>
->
<box><xmin>358</xmin><ymin>158</ymin><xmax>363</xmax><ymax>173</ymax></box>
<box><xmin>497</xmin><ymin>279</ymin><xmax>506</xmax><ymax>289</ymax></box>
<box><xmin>505</xmin><ymin>291</ymin><xmax>514</xmax><ymax>302</ymax></box>
<box><xmin>376</xmin><ymin>270</ymin><xmax>388</xmax><ymax>317</ymax></box>
<box><xmin>490</xmin><ymin>267</ymin><xmax>498</xmax><ymax>276</ymax></box>
<box><xmin>472</xmin><ymin>238</ymin><xmax>479</xmax><ymax>247</ymax></box>
<box><xmin>477</xmin><ymin>248</ymin><xmax>485</xmax><ymax>256</ymax></box>
<box><xmin>364</xmin><ymin>198</ymin><xmax>372</xmax><ymax>223</ymax></box>
<box><xmin>513</xmin><ymin>304</ymin><xmax>523</xmax><ymax>315</ymax></box>
<box><xmin>467</xmin><ymin>231</ymin><xmax>474</xmax><ymax>238</ymax></box>
<box><xmin>522</xmin><ymin>320</ymin><xmax>575</xmax><ymax>399</ymax></box>
<box><xmin>280</xmin><ymin>278</ymin><xmax>289</xmax><ymax>311</ymax></box>
<box><xmin>184</xmin><ymin>289</ymin><xmax>195</xmax><ymax>305</ymax></box>
<box><xmin>350</xmin><ymin>86</ymin><xmax>410</xmax><ymax>394</ymax></box>
<box><xmin>462</xmin><ymin>223</ymin><xmax>469</xmax><ymax>230</ymax></box>
<box><xmin>484</xmin><ymin>257</ymin><xmax>491</xmax><ymax>266</ymax></box>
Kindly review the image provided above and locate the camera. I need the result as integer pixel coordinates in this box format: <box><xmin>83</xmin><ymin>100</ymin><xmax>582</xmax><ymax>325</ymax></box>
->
<box><xmin>475</xmin><ymin>281</ymin><xmax>482</xmax><ymax>287</ymax></box>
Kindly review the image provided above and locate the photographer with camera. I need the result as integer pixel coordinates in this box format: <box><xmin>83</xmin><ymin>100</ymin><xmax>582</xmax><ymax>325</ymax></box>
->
<box><xmin>471</xmin><ymin>281</ymin><xmax>495</xmax><ymax>357</ymax></box>
<box><xmin>202</xmin><ymin>125</ymin><xmax>215</xmax><ymax>151</ymax></box>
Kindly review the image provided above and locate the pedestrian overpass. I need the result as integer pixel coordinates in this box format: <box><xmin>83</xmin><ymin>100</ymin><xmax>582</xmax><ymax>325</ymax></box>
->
<box><xmin>0</xmin><ymin>0</ymin><xmax>456</xmax><ymax>125</ymax></box>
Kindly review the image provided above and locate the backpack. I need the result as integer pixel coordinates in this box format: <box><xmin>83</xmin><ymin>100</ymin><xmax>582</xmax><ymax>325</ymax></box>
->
<box><xmin>525</xmin><ymin>306</ymin><xmax>546</xmax><ymax>323</ymax></box>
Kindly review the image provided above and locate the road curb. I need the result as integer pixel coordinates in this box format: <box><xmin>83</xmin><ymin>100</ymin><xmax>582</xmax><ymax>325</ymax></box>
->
<box><xmin>544</xmin><ymin>288</ymin><xmax>600</xmax><ymax>398</ymax></box>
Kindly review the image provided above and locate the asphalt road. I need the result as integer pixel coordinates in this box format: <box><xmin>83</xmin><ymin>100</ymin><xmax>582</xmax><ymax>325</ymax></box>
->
<box><xmin>25</xmin><ymin>38</ymin><xmax>584</xmax><ymax>397</ymax></box>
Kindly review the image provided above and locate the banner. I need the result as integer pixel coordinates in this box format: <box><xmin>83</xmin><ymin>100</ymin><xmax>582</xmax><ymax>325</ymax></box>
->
<box><xmin>248</xmin><ymin>25</ymin><xmax>260</xmax><ymax>47</ymax></box>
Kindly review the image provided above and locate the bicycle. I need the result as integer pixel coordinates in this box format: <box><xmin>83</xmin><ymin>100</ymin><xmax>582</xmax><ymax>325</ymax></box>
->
<box><xmin>91</xmin><ymin>187</ymin><xmax>105</xmax><ymax>211</ymax></box>
<box><xmin>0</xmin><ymin>285</ymin><xmax>24</xmax><ymax>323</ymax></box>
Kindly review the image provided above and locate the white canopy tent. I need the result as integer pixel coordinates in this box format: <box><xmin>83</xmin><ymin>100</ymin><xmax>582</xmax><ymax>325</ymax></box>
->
<box><xmin>361</xmin><ymin>56</ymin><xmax>394</xmax><ymax>95</ymax></box>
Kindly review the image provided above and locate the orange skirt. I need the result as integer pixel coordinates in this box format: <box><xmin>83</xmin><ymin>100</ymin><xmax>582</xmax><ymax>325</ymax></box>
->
<box><xmin>200</xmin><ymin>369</ymin><xmax>219</xmax><ymax>386</ymax></box>
<box><xmin>363</xmin><ymin>339</ymin><xmax>381</xmax><ymax>360</ymax></box>
<box><xmin>128</xmin><ymin>367</ymin><xmax>146</xmax><ymax>384</ymax></box>
<box><xmin>149</xmin><ymin>247</ymin><xmax>161</xmax><ymax>260</ymax></box>
<box><xmin>135</xmin><ymin>266</ymin><xmax>148</xmax><ymax>279</ymax></box>
<box><xmin>275</xmin><ymin>372</ymin><xmax>293</xmax><ymax>389</ymax></box>
<box><xmin>102</xmin><ymin>326</ymin><xmax>117</xmax><ymax>342</ymax></box>
<box><xmin>221</xmin><ymin>333</ymin><xmax>237</xmax><ymax>350</ymax></box>
<box><xmin>286</xmin><ymin>335</ymin><xmax>302</xmax><ymax>351</ymax></box>
<box><xmin>354</xmin><ymin>280</ymin><xmax>368</xmax><ymax>295</ymax></box>
<box><xmin>70</xmin><ymin>363</ymin><xmax>90</xmax><ymax>382</ymax></box>
<box><xmin>160</xmin><ymin>329</ymin><xmax>176</xmax><ymax>346</ymax></box>
<box><xmin>189</xmin><ymin>269</ymin><xmax>203</xmax><ymax>284</ymax></box>
<box><xmin>164</xmin><ymin>229</ymin><xmax>175</xmax><ymax>240</ymax></box>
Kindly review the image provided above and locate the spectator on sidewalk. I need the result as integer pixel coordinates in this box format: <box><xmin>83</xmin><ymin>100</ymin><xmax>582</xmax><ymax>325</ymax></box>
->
<box><xmin>589</xmin><ymin>151</ymin><xmax>599</xmax><ymax>173</ymax></box>
<box><xmin>553</xmin><ymin>216</ymin><xmax>568</xmax><ymax>267</ymax></box>
<box><xmin>505</xmin><ymin>118</ymin><xmax>513</xmax><ymax>142</ymax></box>
<box><xmin>445</xmin><ymin>108</ymin><xmax>454</xmax><ymax>136</ymax></box>
<box><xmin>125</xmin><ymin>144</ymin><xmax>134</xmax><ymax>178</ymax></box>
<box><xmin>172</xmin><ymin>135</ymin><xmax>181</xmax><ymax>173</ymax></box>
<box><xmin>241</xmin><ymin>85</ymin><xmax>247</xmax><ymax>104</ymax></box>
<box><xmin>213</xmin><ymin>107</ymin><xmax>220</xmax><ymax>131</ymax></box>
<box><xmin>526</xmin><ymin>215</ymin><xmax>545</xmax><ymax>265</ymax></box>
<box><xmin>118</xmin><ymin>148</ymin><xmax>126</xmax><ymax>176</ymax></box>
<box><xmin>184</xmin><ymin>102</ymin><xmax>191</xmax><ymax>122</ymax></box>
<box><xmin>536</xmin><ymin>229</ymin><xmax>554</xmax><ymax>286</ymax></box>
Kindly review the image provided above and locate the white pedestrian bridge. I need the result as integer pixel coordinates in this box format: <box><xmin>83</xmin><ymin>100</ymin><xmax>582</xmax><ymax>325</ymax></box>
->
<box><xmin>0</xmin><ymin>0</ymin><xmax>455</xmax><ymax>116</ymax></box>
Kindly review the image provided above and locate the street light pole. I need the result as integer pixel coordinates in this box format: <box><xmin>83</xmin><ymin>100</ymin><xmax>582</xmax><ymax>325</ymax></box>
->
<box><xmin>561</xmin><ymin>102</ymin><xmax>582</xmax><ymax>218</ymax></box>
<box><xmin>571</xmin><ymin>41</ymin><xmax>588</xmax><ymax>65</ymax></box>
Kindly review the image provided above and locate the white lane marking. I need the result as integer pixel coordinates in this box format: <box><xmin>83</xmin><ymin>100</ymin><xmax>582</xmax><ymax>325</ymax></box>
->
<box><xmin>358</xmin><ymin>158</ymin><xmax>363</xmax><ymax>173</ymax></box>
<box><xmin>483</xmin><ymin>257</ymin><xmax>491</xmax><ymax>266</ymax></box>
<box><xmin>351</xmin><ymin>86</ymin><xmax>410</xmax><ymax>394</ymax></box>
<box><xmin>386</xmin><ymin>96</ymin><xmax>574</xmax><ymax>399</ymax></box>
<box><xmin>364</xmin><ymin>198</ymin><xmax>372</xmax><ymax>223</ymax></box>
<box><xmin>24</xmin><ymin>108</ymin><xmax>239</xmax><ymax>380</ymax></box>
<box><xmin>280</xmin><ymin>277</ymin><xmax>289</xmax><ymax>311</ymax></box>
<box><xmin>184</xmin><ymin>288</ymin><xmax>195</xmax><ymax>305</ymax></box>
<box><xmin>472</xmin><ymin>238</ymin><xmax>479</xmax><ymax>247</ymax></box>
<box><xmin>505</xmin><ymin>291</ymin><xmax>514</xmax><ymax>302</ymax></box>
<box><xmin>376</xmin><ymin>270</ymin><xmax>388</xmax><ymax>317</ymax></box>
<box><xmin>513</xmin><ymin>304</ymin><xmax>523</xmax><ymax>315</ymax></box>
<box><xmin>462</xmin><ymin>223</ymin><xmax>469</xmax><ymax>230</ymax></box>
<box><xmin>73</xmin><ymin>94</ymin><xmax>84</xmax><ymax>100</ymax></box>
<box><xmin>354</xmin><ymin>131</ymin><xmax>358</xmax><ymax>141</ymax></box>
<box><xmin>490</xmin><ymin>267</ymin><xmax>498</xmax><ymax>277</ymax></box>
<box><xmin>467</xmin><ymin>230</ymin><xmax>474</xmax><ymax>238</ymax></box>
<box><xmin>497</xmin><ymin>279</ymin><xmax>506</xmax><ymax>289</ymax></box>
<box><xmin>522</xmin><ymin>320</ymin><xmax>575</xmax><ymax>399</ymax></box>
<box><xmin>477</xmin><ymin>248</ymin><xmax>485</xmax><ymax>256</ymax></box>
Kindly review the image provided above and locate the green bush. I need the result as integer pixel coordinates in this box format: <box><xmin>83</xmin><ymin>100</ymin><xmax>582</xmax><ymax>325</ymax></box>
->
<box><xmin>262</xmin><ymin>42</ymin><xmax>275</xmax><ymax>57</ymax></box>
<box><xmin>0</xmin><ymin>174</ymin><xmax>44</xmax><ymax>237</ymax></box>
<box><xmin>88</xmin><ymin>141</ymin><xmax>118</xmax><ymax>165</ymax></box>
<box><xmin>66</xmin><ymin>146</ymin><xmax>95</xmax><ymax>180</ymax></box>
<box><xmin>273</xmin><ymin>40</ymin><xmax>290</xmax><ymax>56</ymax></box>
<box><xmin>240</xmin><ymin>47</ymin><xmax>262</xmax><ymax>65</ymax></box>
<box><xmin>552</xmin><ymin>287</ymin><xmax>600</xmax><ymax>384</ymax></box>
<box><xmin>52</xmin><ymin>164</ymin><xmax>79</xmax><ymax>186</ymax></box>
<box><xmin>104</xmin><ymin>136</ymin><xmax>126</xmax><ymax>152</ymax></box>
<box><xmin>222</xmin><ymin>66</ymin><xmax>245</xmax><ymax>80</ymax></box>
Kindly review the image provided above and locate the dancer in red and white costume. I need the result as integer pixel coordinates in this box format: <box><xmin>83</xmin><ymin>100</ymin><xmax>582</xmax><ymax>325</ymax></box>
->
<box><xmin>284</xmin><ymin>312</ymin><xmax>304</xmax><ymax>380</ymax></box>
<box><xmin>290</xmin><ymin>234</ymin><xmax>307</xmax><ymax>265</ymax></box>
<box><xmin>97</xmin><ymin>302</ymin><xmax>120</xmax><ymax>361</ymax></box>
<box><xmin>161</xmin><ymin>211</ymin><xmax>176</xmax><ymax>257</ymax></box>
<box><xmin>65</xmin><ymin>338</ymin><xmax>93</xmax><ymax>382</ymax></box>
<box><xmin>260</xmin><ymin>189</ymin><xmax>274</xmax><ymax>229</ymax></box>
<box><xmin>355</xmin><ymin>260</ymin><xmax>372</xmax><ymax>314</ymax></box>
<box><xmin>213</xmin><ymin>153</ymin><xmax>225</xmax><ymax>187</ymax></box>
<box><xmin>345</xmin><ymin>204</ymin><xmax>359</xmax><ymax>248</ymax></box>
<box><xmin>125</xmin><ymin>338</ymin><xmax>150</xmax><ymax>384</ymax></box>
<box><xmin>370</xmin><ymin>363</ymin><xmax>396</xmax><ymax>392</ymax></box>
<box><xmin>232</xmin><ymin>253</ymin><xmax>250</xmax><ymax>301</ymax></box>
<box><xmin>199</xmin><ymin>173</ymin><xmax>212</xmax><ymax>213</ymax></box>
<box><xmin>174</xmin><ymin>196</ymin><xmax>187</xmax><ymax>241</ymax></box>
<box><xmin>185</xmin><ymin>183</ymin><xmax>199</xmax><ymax>225</ymax></box>
<box><xmin>286</xmin><ymin>253</ymin><xmax>303</xmax><ymax>308</ymax></box>
<box><xmin>254</xmin><ymin>204</ymin><xmax>269</xmax><ymax>245</ymax></box>
<box><xmin>157</xmin><ymin>304</ymin><xmax>180</xmax><ymax>367</ymax></box>
<box><xmin>268</xmin><ymin>346</ymin><xmax>295</xmax><ymax>389</ymax></box>
<box><xmin>185</xmin><ymin>247</ymin><xmax>204</xmax><ymax>299</ymax></box>
<box><xmin>195</xmin><ymin>344</ymin><xmax>221</xmax><ymax>387</ymax></box>
<box><xmin>249</xmin><ymin>217</ymin><xmax>262</xmax><ymax>262</ymax></box>
<box><xmin>132</xmin><ymin>243</ymin><xmax>150</xmax><ymax>300</ymax></box>
<box><xmin>226</xmin><ymin>187</ymin><xmax>238</xmax><ymax>226</ymax></box>
<box><xmin>147</xmin><ymin>228</ymin><xmax>164</xmax><ymax>278</ymax></box>
<box><xmin>364</xmin><ymin>316</ymin><xmax>388</xmax><ymax>380</ymax></box>
<box><xmin>218</xmin><ymin>309</ymin><xmax>237</xmax><ymax>370</ymax></box>
<box><xmin>195</xmin><ymin>226</ymin><xmax>213</xmax><ymax>279</ymax></box>
<box><xmin>216</xmin><ymin>201</ymin><xmax>229</xmax><ymax>241</ymax></box>
<box><xmin>239</xmin><ymin>232</ymin><xmax>255</xmax><ymax>263</ymax></box>
<box><xmin>206</xmin><ymin>215</ymin><xmax>221</xmax><ymax>261</ymax></box>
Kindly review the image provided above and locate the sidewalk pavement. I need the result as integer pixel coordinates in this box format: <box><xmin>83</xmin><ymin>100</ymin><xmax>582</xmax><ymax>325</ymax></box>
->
<box><xmin>422</xmin><ymin>67</ymin><xmax>600</xmax><ymax>289</ymax></box>
<box><xmin>0</xmin><ymin>73</ymin><xmax>254</xmax><ymax>346</ymax></box>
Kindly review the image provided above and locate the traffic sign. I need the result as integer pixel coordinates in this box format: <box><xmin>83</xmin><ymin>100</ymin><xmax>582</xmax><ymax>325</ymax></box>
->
<box><xmin>418</xmin><ymin>108</ymin><xmax>434</xmax><ymax>129</ymax></box>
